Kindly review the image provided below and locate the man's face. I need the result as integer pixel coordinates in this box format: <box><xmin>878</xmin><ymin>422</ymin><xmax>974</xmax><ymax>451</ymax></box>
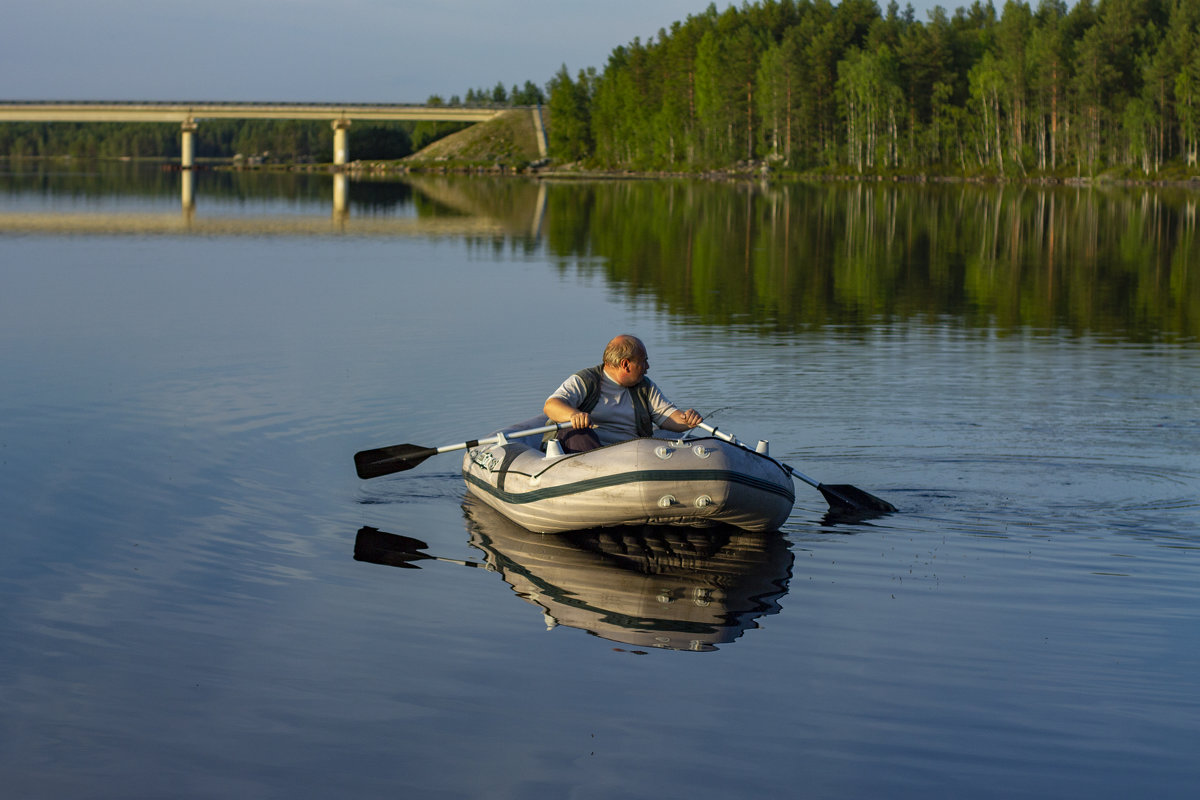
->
<box><xmin>615</xmin><ymin>352</ymin><xmax>648</xmax><ymax>387</ymax></box>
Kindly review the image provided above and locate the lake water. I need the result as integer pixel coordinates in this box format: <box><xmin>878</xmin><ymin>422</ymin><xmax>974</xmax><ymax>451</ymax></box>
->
<box><xmin>1</xmin><ymin>164</ymin><xmax>1198</xmax><ymax>799</ymax></box>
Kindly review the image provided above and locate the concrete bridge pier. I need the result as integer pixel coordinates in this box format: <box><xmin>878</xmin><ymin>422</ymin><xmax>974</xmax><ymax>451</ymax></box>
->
<box><xmin>181</xmin><ymin>119</ymin><xmax>198</xmax><ymax>169</ymax></box>
<box><xmin>332</xmin><ymin>119</ymin><xmax>351</xmax><ymax>166</ymax></box>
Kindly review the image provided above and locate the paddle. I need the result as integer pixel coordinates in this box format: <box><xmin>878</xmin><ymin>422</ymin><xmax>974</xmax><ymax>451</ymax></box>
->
<box><xmin>354</xmin><ymin>422</ymin><xmax>566</xmax><ymax>479</ymax></box>
<box><xmin>353</xmin><ymin>526</ymin><xmax>488</xmax><ymax>570</ymax></box>
<box><xmin>696</xmin><ymin>422</ymin><xmax>896</xmax><ymax>515</ymax></box>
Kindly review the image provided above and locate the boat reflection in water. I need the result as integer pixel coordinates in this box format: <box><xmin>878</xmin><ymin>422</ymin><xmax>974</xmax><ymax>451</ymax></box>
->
<box><xmin>354</xmin><ymin>497</ymin><xmax>795</xmax><ymax>652</ymax></box>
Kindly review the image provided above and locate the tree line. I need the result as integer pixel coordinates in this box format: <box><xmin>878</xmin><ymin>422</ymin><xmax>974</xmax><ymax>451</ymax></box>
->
<box><xmin>429</xmin><ymin>81</ymin><xmax>547</xmax><ymax>108</ymax></box>
<box><xmin>10</xmin><ymin>0</ymin><xmax>1200</xmax><ymax>177</ymax></box>
<box><xmin>544</xmin><ymin>0</ymin><xmax>1200</xmax><ymax>176</ymax></box>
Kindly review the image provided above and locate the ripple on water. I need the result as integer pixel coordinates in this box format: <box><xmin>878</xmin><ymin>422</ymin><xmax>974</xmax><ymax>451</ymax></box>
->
<box><xmin>854</xmin><ymin>449</ymin><xmax>1196</xmax><ymax>534</ymax></box>
<box><xmin>356</xmin><ymin>471</ymin><xmax>464</xmax><ymax>506</ymax></box>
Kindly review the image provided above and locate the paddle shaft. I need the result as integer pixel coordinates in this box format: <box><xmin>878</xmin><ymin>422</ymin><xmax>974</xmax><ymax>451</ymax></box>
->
<box><xmin>695</xmin><ymin>422</ymin><xmax>895</xmax><ymax>513</ymax></box>
<box><xmin>355</xmin><ymin>422</ymin><xmax>567</xmax><ymax>479</ymax></box>
<box><xmin>432</xmin><ymin>422</ymin><xmax>564</xmax><ymax>457</ymax></box>
<box><xmin>696</xmin><ymin>422</ymin><xmax>815</xmax><ymax>487</ymax></box>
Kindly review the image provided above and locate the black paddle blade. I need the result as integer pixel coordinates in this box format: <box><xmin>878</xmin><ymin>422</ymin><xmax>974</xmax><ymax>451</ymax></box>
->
<box><xmin>818</xmin><ymin>483</ymin><xmax>898</xmax><ymax>514</ymax></box>
<box><xmin>353</xmin><ymin>526</ymin><xmax>431</xmax><ymax>568</ymax></box>
<box><xmin>354</xmin><ymin>443</ymin><xmax>438</xmax><ymax>479</ymax></box>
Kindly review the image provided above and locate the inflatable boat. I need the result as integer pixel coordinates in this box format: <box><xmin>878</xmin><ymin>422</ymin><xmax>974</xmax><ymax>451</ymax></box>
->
<box><xmin>461</xmin><ymin>419</ymin><xmax>795</xmax><ymax>533</ymax></box>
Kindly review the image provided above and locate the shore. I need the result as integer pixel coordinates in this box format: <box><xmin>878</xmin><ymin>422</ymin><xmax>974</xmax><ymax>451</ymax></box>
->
<box><xmin>8</xmin><ymin>153</ymin><xmax>1200</xmax><ymax>187</ymax></box>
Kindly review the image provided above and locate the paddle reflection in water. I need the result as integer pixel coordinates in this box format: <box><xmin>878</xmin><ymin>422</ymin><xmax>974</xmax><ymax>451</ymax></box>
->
<box><xmin>354</xmin><ymin>499</ymin><xmax>795</xmax><ymax>652</ymax></box>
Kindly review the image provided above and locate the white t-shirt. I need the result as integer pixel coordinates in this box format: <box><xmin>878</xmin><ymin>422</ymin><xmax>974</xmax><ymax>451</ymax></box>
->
<box><xmin>548</xmin><ymin>370</ymin><xmax>679</xmax><ymax>445</ymax></box>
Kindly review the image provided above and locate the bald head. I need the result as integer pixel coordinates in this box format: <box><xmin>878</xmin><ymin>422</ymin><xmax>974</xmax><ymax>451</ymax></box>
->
<box><xmin>602</xmin><ymin>335</ymin><xmax>646</xmax><ymax>367</ymax></box>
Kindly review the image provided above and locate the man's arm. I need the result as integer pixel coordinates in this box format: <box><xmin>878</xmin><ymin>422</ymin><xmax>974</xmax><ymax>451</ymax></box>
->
<box><xmin>658</xmin><ymin>408</ymin><xmax>703</xmax><ymax>432</ymax></box>
<box><xmin>544</xmin><ymin>397</ymin><xmax>593</xmax><ymax>430</ymax></box>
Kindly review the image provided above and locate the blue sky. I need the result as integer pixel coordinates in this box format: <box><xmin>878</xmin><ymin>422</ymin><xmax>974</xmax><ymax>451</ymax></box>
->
<box><xmin>3</xmin><ymin>0</ymin><xmax>947</xmax><ymax>103</ymax></box>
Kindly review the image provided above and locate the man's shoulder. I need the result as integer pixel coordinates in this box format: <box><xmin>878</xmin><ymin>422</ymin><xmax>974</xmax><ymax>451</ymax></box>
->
<box><xmin>576</xmin><ymin>364</ymin><xmax>605</xmax><ymax>380</ymax></box>
<box><xmin>551</xmin><ymin>371</ymin><xmax>588</xmax><ymax>396</ymax></box>
<box><xmin>634</xmin><ymin>375</ymin><xmax>663</xmax><ymax>394</ymax></box>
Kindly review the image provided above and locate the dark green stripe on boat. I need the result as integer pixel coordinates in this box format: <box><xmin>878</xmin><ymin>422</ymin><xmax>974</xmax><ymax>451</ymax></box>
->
<box><xmin>464</xmin><ymin>467</ymin><xmax>795</xmax><ymax>506</ymax></box>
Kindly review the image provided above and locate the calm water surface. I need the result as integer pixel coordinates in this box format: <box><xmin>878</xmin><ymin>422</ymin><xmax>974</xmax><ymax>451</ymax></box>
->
<box><xmin>1</xmin><ymin>165</ymin><xmax>1198</xmax><ymax>799</ymax></box>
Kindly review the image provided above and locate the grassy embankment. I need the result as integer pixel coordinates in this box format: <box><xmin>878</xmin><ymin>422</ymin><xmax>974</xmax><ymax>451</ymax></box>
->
<box><xmin>352</xmin><ymin>109</ymin><xmax>545</xmax><ymax>175</ymax></box>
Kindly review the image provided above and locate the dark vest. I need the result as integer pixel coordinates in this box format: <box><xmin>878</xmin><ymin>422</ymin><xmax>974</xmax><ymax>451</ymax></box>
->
<box><xmin>574</xmin><ymin>364</ymin><xmax>655</xmax><ymax>438</ymax></box>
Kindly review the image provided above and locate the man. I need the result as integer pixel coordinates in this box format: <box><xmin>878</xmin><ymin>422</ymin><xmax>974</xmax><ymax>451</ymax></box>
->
<box><xmin>543</xmin><ymin>334</ymin><xmax>703</xmax><ymax>453</ymax></box>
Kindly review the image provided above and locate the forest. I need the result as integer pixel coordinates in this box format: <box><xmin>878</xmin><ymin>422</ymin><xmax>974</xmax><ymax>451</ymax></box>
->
<box><xmin>6</xmin><ymin>0</ymin><xmax>1200</xmax><ymax>178</ymax></box>
<box><xmin>544</xmin><ymin>0</ymin><xmax>1200</xmax><ymax>177</ymax></box>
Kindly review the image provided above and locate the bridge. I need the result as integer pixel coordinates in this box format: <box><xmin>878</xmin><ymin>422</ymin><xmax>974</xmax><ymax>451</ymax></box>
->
<box><xmin>0</xmin><ymin>101</ymin><xmax>545</xmax><ymax>166</ymax></box>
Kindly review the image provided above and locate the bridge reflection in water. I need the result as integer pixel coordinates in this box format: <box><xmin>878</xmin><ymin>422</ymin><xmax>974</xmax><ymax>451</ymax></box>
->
<box><xmin>355</xmin><ymin>498</ymin><xmax>794</xmax><ymax>652</ymax></box>
<box><xmin>0</xmin><ymin>173</ymin><xmax>547</xmax><ymax>238</ymax></box>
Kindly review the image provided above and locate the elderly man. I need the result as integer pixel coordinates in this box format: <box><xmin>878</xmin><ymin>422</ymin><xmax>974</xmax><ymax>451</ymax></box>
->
<box><xmin>543</xmin><ymin>334</ymin><xmax>703</xmax><ymax>453</ymax></box>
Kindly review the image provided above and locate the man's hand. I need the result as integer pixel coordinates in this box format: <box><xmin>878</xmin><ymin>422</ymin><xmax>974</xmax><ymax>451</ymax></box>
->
<box><xmin>662</xmin><ymin>408</ymin><xmax>703</xmax><ymax>431</ymax></box>
<box><xmin>545</xmin><ymin>397</ymin><xmax>594</xmax><ymax>429</ymax></box>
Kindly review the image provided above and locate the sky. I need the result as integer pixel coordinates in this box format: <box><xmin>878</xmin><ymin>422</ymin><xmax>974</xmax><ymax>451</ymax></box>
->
<box><xmin>2</xmin><ymin>0</ymin><xmax>946</xmax><ymax>104</ymax></box>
